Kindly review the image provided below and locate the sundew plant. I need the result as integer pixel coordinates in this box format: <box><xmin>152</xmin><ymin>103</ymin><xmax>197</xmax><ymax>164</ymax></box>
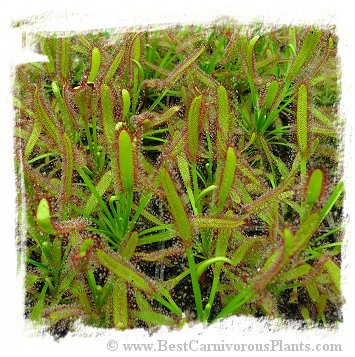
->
<box><xmin>14</xmin><ymin>23</ymin><xmax>344</xmax><ymax>338</ymax></box>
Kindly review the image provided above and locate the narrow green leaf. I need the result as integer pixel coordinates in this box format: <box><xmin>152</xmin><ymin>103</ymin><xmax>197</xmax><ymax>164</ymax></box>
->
<box><xmin>242</xmin><ymin>173</ymin><xmax>294</xmax><ymax>216</ymax></box>
<box><xmin>161</xmin><ymin>47</ymin><xmax>205</xmax><ymax>89</ymax></box>
<box><xmin>58</xmin><ymin>270</ymin><xmax>76</xmax><ymax>295</ymax></box>
<box><xmin>118</xmin><ymin>130</ymin><xmax>134</xmax><ymax>192</ymax></box>
<box><xmin>138</xmin><ymin>224</ymin><xmax>173</xmax><ymax>237</ymax></box>
<box><xmin>78</xmin><ymin>167</ymin><xmax>114</xmax><ymax>221</ymax></box>
<box><xmin>193</xmin><ymin>65</ymin><xmax>219</xmax><ymax>89</ymax></box>
<box><xmin>60</xmin><ymin>38</ymin><xmax>71</xmax><ymax>81</ymax></box>
<box><xmin>30</xmin><ymin>283</ymin><xmax>48</xmax><ymax>322</ymax></box>
<box><xmin>247</xmin><ymin>35</ymin><xmax>260</xmax><ymax>107</ymax></box>
<box><xmin>135</xmin><ymin>246</ymin><xmax>183</xmax><ymax>263</ymax></box>
<box><xmin>121</xmin><ymin>231</ymin><xmax>139</xmax><ymax>260</ymax></box>
<box><xmin>278</xmin><ymin>264</ymin><xmax>312</xmax><ymax>282</ymax></box>
<box><xmin>71</xmin><ymin>282</ymin><xmax>92</xmax><ymax>315</ymax></box>
<box><xmin>135</xmin><ymin>290</ymin><xmax>152</xmax><ymax>312</ymax></box>
<box><xmin>192</xmin><ymin>216</ymin><xmax>244</xmax><ymax>230</ymax></box>
<box><xmin>301</xmin><ymin>307</ymin><xmax>311</xmax><ymax>321</ymax></box>
<box><xmin>230</xmin><ymin>237</ymin><xmax>265</xmax><ymax>266</ymax></box>
<box><xmin>311</xmin><ymin>107</ymin><xmax>335</xmax><ymax>128</ymax></box>
<box><xmin>97</xmin><ymin>249</ymin><xmax>156</xmax><ymax>294</ymax></box>
<box><xmin>52</xmin><ymin>81</ymin><xmax>73</xmax><ymax>133</ymax></box>
<box><xmin>98</xmin><ymin>278</ymin><xmax>114</xmax><ymax>308</ymax></box>
<box><xmin>187</xmin><ymin>95</ymin><xmax>202</xmax><ymax>162</ymax></box>
<box><xmin>196</xmin><ymin>257</ymin><xmax>232</xmax><ymax>279</ymax></box>
<box><xmin>88</xmin><ymin>47</ymin><xmax>101</xmax><ymax>83</ymax></box>
<box><xmin>61</xmin><ymin>133</ymin><xmax>73</xmax><ymax>208</ymax></box>
<box><xmin>186</xmin><ymin>248</ymin><xmax>203</xmax><ymax>321</ymax></box>
<box><xmin>132</xmin><ymin>59</ymin><xmax>144</xmax><ymax>83</ymax></box>
<box><xmin>25</xmin><ymin>117</ymin><xmax>42</xmax><ymax>160</ymax></box>
<box><xmin>297</xmin><ymin>84</ymin><xmax>308</xmax><ymax>155</ymax></box>
<box><xmin>40</xmin><ymin>38</ymin><xmax>55</xmax><ymax>73</ymax></box>
<box><xmin>262</xmin><ymin>80</ymin><xmax>279</xmax><ymax>110</ymax></box>
<box><xmin>177</xmin><ymin>154</ymin><xmax>198</xmax><ymax>213</ymax></box>
<box><xmin>104</xmin><ymin>46</ymin><xmax>125</xmax><ymax>83</ymax></box>
<box><xmin>204</xmin><ymin>227</ymin><xmax>232</xmax><ymax>321</ymax></box>
<box><xmin>133</xmin><ymin>310</ymin><xmax>175</xmax><ymax>327</ymax></box>
<box><xmin>293</xmin><ymin>213</ymin><xmax>321</xmax><ymax>255</ymax></box>
<box><xmin>213</xmin><ymin>286</ymin><xmax>255</xmax><ymax>321</ymax></box>
<box><xmin>293</xmin><ymin>181</ymin><xmax>343</xmax><ymax>255</ymax></box>
<box><xmin>85</xmin><ymin>171</ymin><xmax>112</xmax><ymax>215</ymax></box>
<box><xmin>36</xmin><ymin>198</ymin><xmax>55</xmax><ymax>234</ymax></box>
<box><xmin>151</xmin><ymin>106</ymin><xmax>180</xmax><ymax>127</ymax></box>
<box><xmin>305</xmin><ymin>168</ymin><xmax>324</xmax><ymax>209</ymax></box>
<box><xmin>26</xmin><ymin>258</ymin><xmax>50</xmax><ymax>273</ymax></box>
<box><xmin>47</xmin><ymin>307</ymin><xmax>82</xmax><ymax>322</ymax></box>
<box><xmin>220</xmin><ymin>30</ymin><xmax>239</xmax><ymax>65</ymax></box>
<box><xmin>131</xmin><ymin>36</ymin><xmax>142</xmax><ymax>114</ymax></box>
<box><xmin>215</xmin><ymin>225</ymin><xmax>232</xmax><ymax>258</ymax></box>
<box><xmin>160</xmin><ymin>169</ymin><xmax>191</xmax><ymax>244</ymax></box>
<box><xmin>101</xmin><ymin>84</ymin><xmax>115</xmax><ymax>147</ymax></box>
<box><xmin>196</xmin><ymin>185</ymin><xmax>217</xmax><ymax>202</ymax></box>
<box><xmin>86</xmin><ymin>270</ymin><xmax>98</xmax><ymax>301</ymax></box>
<box><xmin>306</xmin><ymin>281</ymin><xmax>319</xmax><ymax>302</ymax></box>
<box><xmin>13</xmin><ymin>97</ymin><xmax>35</xmax><ymax>118</ymax></box>
<box><xmin>177</xmin><ymin>154</ymin><xmax>191</xmax><ymax>187</ymax></box>
<box><xmin>287</xmin><ymin>29</ymin><xmax>322</xmax><ymax>84</ymax></box>
<box><xmin>266</xmin><ymin>228</ymin><xmax>293</xmax><ymax>273</ymax></box>
<box><xmin>215</xmin><ymin>147</ymin><xmax>237</xmax><ymax>214</ymax></box>
<box><xmin>113</xmin><ymin>279</ymin><xmax>128</xmax><ymax>329</ymax></box>
<box><xmin>130</xmin><ymin>192</ymin><xmax>154</xmax><ymax>229</ymax></box>
<box><xmin>25</xmin><ymin>274</ymin><xmax>40</xmax><ymax>290</ymax></box>
<box><xmin>74</xmin><ymin>85</ymin><xmax>92</xmax><ymax>119</ymax></box>
<box><xmin>319</xmin><ymin>181</ymin><xmax>344</xmax><ymax>221</ymax></box>
<box><xmin>122</xmin><ymin>89</ymin><xmax>131</xmax><ymax>120</ymax></box>
<box><xmin>52</xmin><ymin>237</ymin><xmax>62</xmax><ymax>271</ymax></box>
<box><xmin>324</xmin><ymin>259</ymin><xmax>341</xmax><ymax>291</ymax></box>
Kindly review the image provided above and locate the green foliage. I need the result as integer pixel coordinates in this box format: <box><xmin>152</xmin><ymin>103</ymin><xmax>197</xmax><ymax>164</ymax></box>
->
<box><xmin>14</xmin><ymin>23</ymin><xmax>343</xmax><ymax>334</ymax></box>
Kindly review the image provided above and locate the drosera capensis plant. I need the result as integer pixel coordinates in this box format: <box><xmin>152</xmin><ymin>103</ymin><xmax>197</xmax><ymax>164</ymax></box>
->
<box><xmin>14</xmin><ymin>22</ymin><xmax>344</xmax><ymax>338</ymax></box>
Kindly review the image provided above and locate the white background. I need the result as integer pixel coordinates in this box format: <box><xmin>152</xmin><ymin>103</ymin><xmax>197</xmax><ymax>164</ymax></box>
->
<box><xmin>0</xmin><ymin>0</ymin><xmax>354</xmax><ymax>355</ymax></box>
